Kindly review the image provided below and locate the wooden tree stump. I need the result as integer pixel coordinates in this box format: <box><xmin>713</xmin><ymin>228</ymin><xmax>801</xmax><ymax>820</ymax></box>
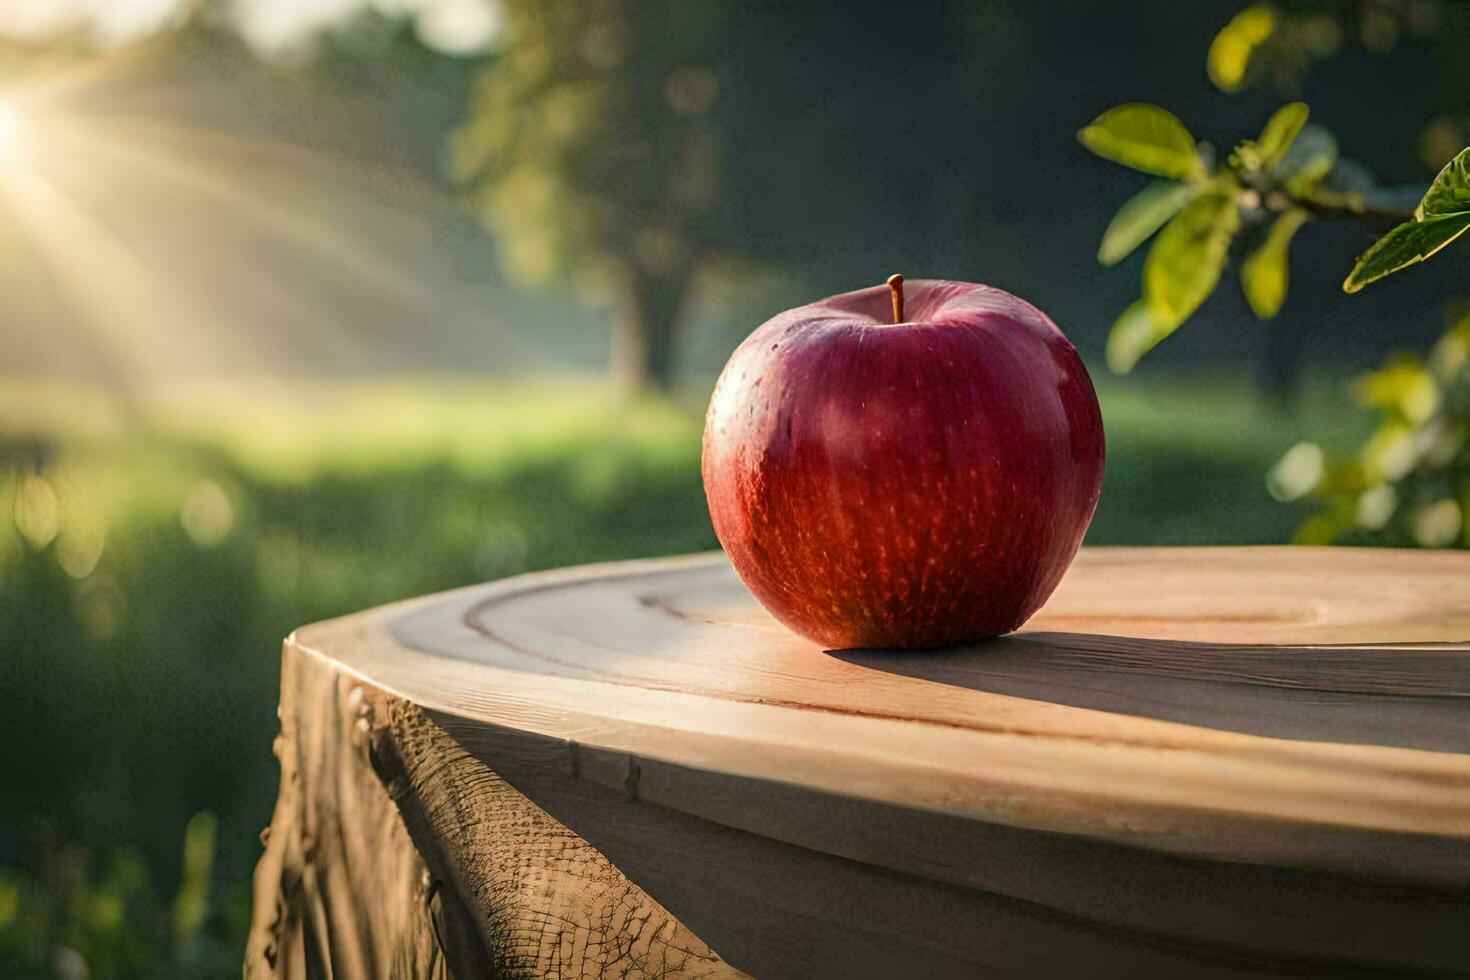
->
<box><xmin>247</xmin><ymin>546</ymin><xmax>1470</xmax><ymax>978</ymax></box>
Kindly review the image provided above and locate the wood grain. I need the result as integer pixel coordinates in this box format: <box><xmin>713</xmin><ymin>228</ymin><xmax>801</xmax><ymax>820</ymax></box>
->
<box><xmin>251</xmin><ymin>546</ymin><xmax>1470</xmax><ymax>977</ymax></box>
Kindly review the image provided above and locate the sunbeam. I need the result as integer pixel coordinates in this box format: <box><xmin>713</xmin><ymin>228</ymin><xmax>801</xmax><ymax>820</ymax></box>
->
<box><xmin>0</xmin><ymin>39</ymin><xmax>538</xmax><ymax>403</ymax></box>
<box><xmin>49</xmin><ymin>118</ymin><xmax>455</xmax><ymax>313</ymax></box>
<box><xmin>0</xmin><ymin>100</ymin><xmax>20</xmax><ymax>159</ymax></box>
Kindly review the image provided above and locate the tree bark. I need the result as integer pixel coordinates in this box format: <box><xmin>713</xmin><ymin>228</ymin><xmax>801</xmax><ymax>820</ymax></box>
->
<box><xmin>611</xmin><ymin>269</ymin><xmax>687</xmax><ymax>394</ymax></box>
<box><xmin>247</xmin><ymin>640</ymin><xmax>735</xmax><ymax>979</ymax></box>
<box><xmin>246</xmin><ymin>643</ymin><xmax>460</xmax><ymax>979</ymax></box>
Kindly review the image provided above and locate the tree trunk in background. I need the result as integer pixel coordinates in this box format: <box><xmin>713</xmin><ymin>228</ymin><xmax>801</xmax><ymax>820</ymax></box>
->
<box><xmin>1257</xmin><ymin>318</ymin><xmax>1310</xmax><ymax>412</ymax></box>
<box><xmin>612</xmin><ymin>268</ymin><xmax>687</xmax><ymax>393</ymax></box>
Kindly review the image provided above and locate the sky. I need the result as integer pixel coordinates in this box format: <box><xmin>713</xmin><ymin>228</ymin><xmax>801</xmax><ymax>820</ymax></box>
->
<box><xmin>0</xmin><ymin>0</ymin><xmax>505</xmax><ymax>59</ymax></box>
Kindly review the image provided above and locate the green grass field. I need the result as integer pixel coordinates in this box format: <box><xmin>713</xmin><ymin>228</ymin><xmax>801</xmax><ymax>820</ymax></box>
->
<box><xmin>0</xmin><ymin>371</ymin><xmax>1368</xmax><ymax>976</ymax></box>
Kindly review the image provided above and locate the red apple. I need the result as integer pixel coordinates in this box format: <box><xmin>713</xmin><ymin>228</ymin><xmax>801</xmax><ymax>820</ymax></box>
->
<box><xmin>702</xmin><ymin>277</ymin><xmax>1105</xmax><ymax>649</ymax></box>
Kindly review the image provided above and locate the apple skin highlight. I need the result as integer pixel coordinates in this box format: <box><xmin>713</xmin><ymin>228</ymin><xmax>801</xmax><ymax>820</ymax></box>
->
<box><xmin>702</xmin><ymin>278</ymin><xmax>1106</xmax><ymax>650</ymax></box>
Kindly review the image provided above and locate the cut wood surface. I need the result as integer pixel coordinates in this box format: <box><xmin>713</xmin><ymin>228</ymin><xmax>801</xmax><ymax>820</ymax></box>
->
<box><xmin>248</xmin><ymin>546</ymin><xmax>1470</xmax><ymax>978</ymax></box>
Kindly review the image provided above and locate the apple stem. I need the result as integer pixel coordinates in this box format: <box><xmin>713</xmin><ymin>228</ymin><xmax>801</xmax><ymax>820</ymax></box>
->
<box><xmin>887</xmin><ymin>274</ymin><xmax>904</xmax><ymax>324</ymax></box>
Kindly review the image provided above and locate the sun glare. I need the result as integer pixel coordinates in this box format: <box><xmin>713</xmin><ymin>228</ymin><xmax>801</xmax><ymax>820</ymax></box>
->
<box><xmin>0</xmin><ymin>48</ymin><xmax>520</xmax><ymax>387</ymax></box>
<box><xmin>0</xmin><ymin>101</ymin><xmax>21</xmax><ymax>160</ymax></box>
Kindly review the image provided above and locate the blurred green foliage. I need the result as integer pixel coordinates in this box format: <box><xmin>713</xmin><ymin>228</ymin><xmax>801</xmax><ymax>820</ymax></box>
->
<box><xmin>0</xmin><ymin>374</ymin><xmax>1369</xmax><ymax>974</ymax></box>
<box><xmin>452</xmin><ymin>0</ymin><xmax>729</xmax><ymax>390</ymax></box>
<box><xmin>1207</xmin><ymin>0</ymin><xmax>1444</xmax><ymax>95</ymax></box>
<box><xmin>0</xmin><ymin>814</ymin><xmax>235</xmax><ymax>979</ymax></box>
<box><xmin>0</xmin><ymin>381</ymin><xmax>713</xmax><ymax>977</ymax></box>
<box><xmin>1271</xmin><ymin>310</ymin><xmax>1470</xmax><ymax>546</ymax></box>
<box><xmin>1207</xmin><ymin>3</ymin><xmax>1342</xmax><ymax>94</ymax></box>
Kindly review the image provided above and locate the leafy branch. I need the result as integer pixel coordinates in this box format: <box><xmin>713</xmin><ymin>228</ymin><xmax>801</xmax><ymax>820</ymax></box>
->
<box><xmin>1089</xmin><ymin>2</ymin><xmax>1470</xmax><ymax>550</ymax></box>
<box><xmin>1078</xmin><ymin>101</ymin><xmax>1470</xmax><ymax>372</ymax></box>
<box><xmin>1342</xmin><ymin>151</ymin><xmax>1470</xmax><ymax>292</ymax></box>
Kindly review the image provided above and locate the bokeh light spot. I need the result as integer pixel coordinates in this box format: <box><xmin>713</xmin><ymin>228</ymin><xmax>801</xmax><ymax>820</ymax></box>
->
<box><xmin>180</xmin><ymin>478</ymin><xmax>235</xmax><ymax>546</ymax></box>
<box><xmin>1354</xmin><ymin>484</ymin><xmax>1397</xmax><ymax>531</ymax></box>
<box><xmin>0</xmin><ymin>101</ymin><xmax>21</xmax><ymax>162</ymax></box>
<box><xmin>415</xmin><ymin>0</ymin><xmax>503</xmax><ymax>55</ymax></box>
<box><xmin>57</xmin><ymin>510</ymin><xmax>107</xmax><ymax>579</ymax></box>
<box><xmin>76</xmin><ymin>572</ymin><xmax>123</xmax><ymax>640</ymax></box>
<box><xmin>14</xmin><ymin>473</ymin><xmax>61</xmax><ymax>548</ymax></box>
<box><xmin>1413</xmin><ymin>499</ymin><xmax>1462</xmax><ymax>548</ymax></box>
<box><xmin>1266</xmin><ymin>441</ymin><xmax>1324</xmax><ymax>502</ymax></box>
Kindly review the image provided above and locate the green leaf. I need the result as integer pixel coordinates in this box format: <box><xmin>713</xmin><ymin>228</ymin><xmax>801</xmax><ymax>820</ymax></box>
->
<box><xmin>1208</xmin><ymin>4</ymin><xmax>1278</xmax><ymax>93</ymax></box>
<box><xmin>1274</xmin><ymin>125</ymin><xmax>1337</xmax><ymax>192</ymax></box>
<box><xmin>1105</xmin><ymin>300</ymin><xmax>1175</xmax><ymax>373</ymax></box>
<box><xmin>1144</xmin><ymin>192</ymin><xmax>1240</xmax><ymax>328</ymax></box>
<box><xmin>1241</xmin><ymin>208</ymin><xmax>1308</xmax><ymax>318</ymax></box>
<box><xmin>1097</xmin><ymin>181</ymin><xmax>1196</xmax><ymax>266</ymax></box>
<box><xmin>1256</xmin><ymin>102</ymin><xmax>1308</xmax><ymax>167</ymax></box>
<box><xmin>1416</xmin><ymin>147</ymin><xmax>1470</xmax><ymax>219</ymax></box>
<box><xmin>1078</xmin><ymin>104</ymin><xmax>1203</xmax><ymax>180</ymax></box>
<box><xmin>1342</xmin><ymin>213</ymin><xmax>1470</xmax><ymax>293</ymax></box>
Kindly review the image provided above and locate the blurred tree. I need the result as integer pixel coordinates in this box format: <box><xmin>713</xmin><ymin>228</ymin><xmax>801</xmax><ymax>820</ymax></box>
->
<box><xmin>451</xmin><ymin>0</ymin><xmax>728</xmax><ymax>391</ymax></box>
